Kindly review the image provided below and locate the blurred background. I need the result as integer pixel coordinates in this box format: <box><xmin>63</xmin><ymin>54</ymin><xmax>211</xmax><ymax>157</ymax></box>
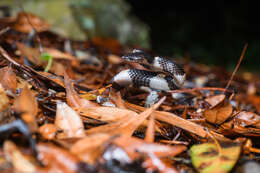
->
<box><xmin>0</xmin><ymin>0</ymin><xmax>256</xmax><ymax>71</ymax></box>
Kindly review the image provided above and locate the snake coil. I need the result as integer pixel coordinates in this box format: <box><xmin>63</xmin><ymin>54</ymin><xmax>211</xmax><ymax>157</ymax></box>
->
<box><xmin>112</xmin><ymin>49</ymin><xmax>186</xmax><ymax>92</ymax></box>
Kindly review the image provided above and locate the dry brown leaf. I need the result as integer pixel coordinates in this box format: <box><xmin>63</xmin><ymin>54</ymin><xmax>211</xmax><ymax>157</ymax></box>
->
<box><xmin>205</xmin><ymin>94</ymin><xmax>225</xmax><ymax>107</ymax></box>
<box><xmin>125</xmin><ymin>102</ymin><xmax>208</xmax><ymax>138</ymax></box>
<box><xmin>204</xmin><ymin>102</ymin><xmax>233</xmax><ymax>125</ymax></box>
<box><xmin>111</xmin><ymin>135</ymin><xmax>186</xmax><ymax>160</ymax></box>
<box><xmin>70</xmin><ymin>133</ymin><xmax>111</xmax><ymax>164</ymax></box>
<box><xmin>13</xmin><ymin>85</ymin><xmax>38</xmax><ymax>131</ymax></box>
<box><xmin>13</xmin><ymin>12</ymin><xmax>50</xmax><ymax>33</ymax></box>
<box><xmin>37</xmin><ymin>143</ymin><xmax>79</xmax><ymax>173</ymax></box>
<box><xmin>0</xmin><ymin>66</ymin><xmax>17</xmax><ymax>93</ymax></box>
<box><xmin>86</xmin><ymin>97</ymin><xmax>166</xmax><ymax>136</ymax></box>
<box><xmin>55</xmin><ymin>101</ymin><xmax>86</xmax><ymax>138</ymax></box>
<box><xmin>16</xmin><ymin>43</ymin><xmax>44</xmax><ymax>66</ymax></box>
<box><xmin>38</xmin><ymin>124</ymin><xmax>57</xmax><ymax>140</ymax></box>
<box><xmin>3</xmin><ymin>141</ymin><xmax>36</xmax><ymax>173</ymax></box>
<box><xmin>248</xmin><ymin>95</ymin><xmax>260</xmax><ymax>113</ymax></box>
<box><xmin>64</xmin><ymin>72</ymin><xmax>98</xmax><ymax>109</ymax></box>
<box><xmin>109</xmin><ymin>90</ymin><xmax>126</xmax><ymax>109</ymax></box>
<box><xmin>145</xmin><ymin>113</ymin><xmax>155</xmax><ymax>143</ymax></box>
<box><xmin>79</xmin><ymin>106</ymin><xmax>138</xmax><ymax>122</ymax></box>
<box><xmin>233</xmin><ymin>111</ymin><xmax>260</xmax><ymax>128</ymax></box>
<box><xmin>43</xmin><ymin>48</ymin><xmax>76</xmax><ymax>60</ymax></box>
<box><xmin>0</xmin><ymin>84</ymin><xmax>9</xmax><ymax>112</ymax></box>
<box><xmin>143</xmin><ymin>155</ymin><xmax>178</xmax><ymax>173</ymax></box>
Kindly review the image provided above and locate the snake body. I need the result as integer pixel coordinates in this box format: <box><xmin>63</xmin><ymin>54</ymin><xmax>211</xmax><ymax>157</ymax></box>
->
<box><xmin>112</xmin><ymin>49</ymin><xmax>186</xmax><ymax>92</ymax></box>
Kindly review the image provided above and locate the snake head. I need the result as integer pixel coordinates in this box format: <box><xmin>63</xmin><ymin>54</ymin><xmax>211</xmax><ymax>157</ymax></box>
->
<box><xmin>122</xmin><ymin>49</ymin><xmax>150</xmax><ymax>64</ymax></box>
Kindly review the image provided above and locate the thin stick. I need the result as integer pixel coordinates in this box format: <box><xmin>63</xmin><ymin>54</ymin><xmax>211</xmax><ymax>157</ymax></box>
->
<box><xmin>0</xmin><ymin>27</ymin><xmax>10</xmax><ymax>36</ymax></box>
<box><xmin>224</xmin><ymin>43</ymin><xmax>248</xmax><ymax>91</ymax></box>
<box><xmin>169</xmin><ymin>87</ymin><xmax>234</xmax><ymax>94</ymax></box>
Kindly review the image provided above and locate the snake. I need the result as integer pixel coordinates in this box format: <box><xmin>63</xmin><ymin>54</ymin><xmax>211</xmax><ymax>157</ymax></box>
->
<box><xmin>112</xmin><ymin>49</ymin><xmax>186</xmax><ymax>92</ymax></box>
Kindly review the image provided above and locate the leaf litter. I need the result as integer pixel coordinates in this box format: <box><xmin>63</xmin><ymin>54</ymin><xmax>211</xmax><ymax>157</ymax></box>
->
<box><xmin>0</xmin><ymin>12</ymin><xmax>259</xmax><ymax>173</ymax></box>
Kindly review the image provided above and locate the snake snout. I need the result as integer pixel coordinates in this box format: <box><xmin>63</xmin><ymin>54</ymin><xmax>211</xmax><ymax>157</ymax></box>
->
<box><xmin>122</xmin><ymin>55</ymin><xmax>143</xmax><ymax>63</ymax></box>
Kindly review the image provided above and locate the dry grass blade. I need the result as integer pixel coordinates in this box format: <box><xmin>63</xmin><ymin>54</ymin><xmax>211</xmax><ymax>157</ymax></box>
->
<box><xmin>225</xmin><ymin>43</ymin><xmax>248</xmax><ymax>91</ymax></box>
<box><xmin>86</xmin><ymin>97</ymin><xmax>166</xmax><ymax>136</ymax></box>
<box><xmin>125</xmin><ymin>102</ymin><xmax>208</xmax><ymax>138</ymax></box>
<box><xmin>145</xmin><ymin>113</ymin><xmax>155</xmax><ymax>142</ymax></box>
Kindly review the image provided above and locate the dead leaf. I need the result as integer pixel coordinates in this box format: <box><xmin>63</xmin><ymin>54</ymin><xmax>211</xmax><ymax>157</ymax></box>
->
<box><xmin>111</xmin><ymin>135</ymin><xmax>187</xmax><ymax>160</ymax></box>
<box><xmin>70</xmin><ymin>133</ymin><xmax>111</xmax><ymax>164</ymax></box>
<box><xmin>0</xmin><ymin>84</ymin><xmax>9</xmax><ymax>112</ymax></box>
<box><xmin>86</xmin><ymin>97</ymin><xmax>166</xmax><ymax>136</ymax></box>
<box><xmin>204</xmin><ymin>102</ymin><xmax>233</xmax><ymax>125</ymax></box>
<box><xmin>64</xmin><ymin>72</ymin><xmax>98</xmax><ymax>109</ymax></box>
<box><xmin>248</xmin><ymin>95</ymin><xmax>260</xmax><ymax>113</ymax></box>
<box><xmin>55</xmin><ymin>101</ymin><xmax>86</xmax><ymax>138</ymax></box>
<box><xmin>0</xmin><ymin>66</ymin><xmax>17</xmax><ymax>94</ymax></box>
<box><xmin>37</xmin><ymin>143</ymin><xmax>79</xmax><ymax>173</ymax></box>
<box><xmin>13</xmin><ymin>12</ymin><xmax>50</xmax><ymax>33</ymax></box>
<box><xmin>13</xmin><ymin>85</ymin><xmax>38</xmax><ymax>131</ymax></box>
<box><xmin>125</xmin><ymin>102</ymin><xmax>208</xmax><ymax>138</ymax></box>
<box><xmin>38</xmin><ymin>124</ymin><xmax>57</xmax><ymax>140</ymax></box>
<box><xmin>205</xmin><ymin>94</ymin><xmax>225</xmax><ymax>107</ymax></box>
<box><xmin>3</xmin><ymin>140</ymin><xmax>36</xmax><ymax>173</ymax></box>
<box><xmin>190</xmin><ymin>142</ymin><xmax>241</xmax><ymax>173</ymax></box>
<box><xmin>233</xmin><ymin>111</ymin><xmax>260</xmax><ymax>128</ymax></box>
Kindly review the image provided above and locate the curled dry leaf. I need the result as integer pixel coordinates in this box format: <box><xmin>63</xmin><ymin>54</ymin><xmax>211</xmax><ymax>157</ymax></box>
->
<box><xmin>38</xmin><ymin>124</ymin><xmax>57</xmax><ymax>140</ymax></box>
<box><xmin>64</xmin><ymin>72</ymin><xmax>98</xmax><ymax>109</ymax></box>
<box><xmin>70</xmin><ymin>133</ymin><xmax>111</xmax><ymax>164</ymax></box>
<box><xmin>3</xmin><ymin>140</ymin><xmax>36</xmax><ymax>173</ymax></box>
<box><xmin>37</xmin><ymin>143</ymin><xmax>79</xmax><ymax>173</ymax></box>
<box><xmin>55</xmin><ymin>101</ymin><xmax>86</xmax><ymax>138</ymax></box>
<box><xmin>204</xmin><ymin>102</ymin><xmax>233</xmax><ymax>125</ymax></box>
<box><xmin>0</xmin><ymin>66</ymin><xmax>17</xmax><ymax>94</ymax></box>
<box><xmin>205</xmin><ymin>94</ymin><xmax>226</xmax><ymax>107</ymax></box>
<box><xmin>0</xmin><ymin>84</ymin><xmax>9</xmax><ymax>112</ymax></box>
<box><xmin>13</xmin><ymin>85</ymin><xmax>38</xmax><ymax>131</ymax></box>
<box><xmin>233</xmin><ymin>111</ymin><xmax>260</xmax><ymax>128</ymax></box>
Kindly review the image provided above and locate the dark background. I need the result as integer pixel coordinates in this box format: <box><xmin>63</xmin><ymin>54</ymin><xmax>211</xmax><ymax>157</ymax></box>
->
<box><xmin>126</xmin><ymin>1</ymin><xmax>256</xmax><ymax>71</ymax></box>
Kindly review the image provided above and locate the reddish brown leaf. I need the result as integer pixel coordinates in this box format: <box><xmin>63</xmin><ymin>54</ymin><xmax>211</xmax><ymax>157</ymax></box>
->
<box><xmin>205</xmin><ymin>94</ymin><xmax>225</xmax><ymax>107</ymax></box>
<box><xmin>38</xmin><ymin>124</ymin><xmax>57</xmax><ymax>140</ymax></box>
<box><xmin>13</xmin><ymin>85</ymin><xmax>38</xmax><ymax>131</ymax></box>
<box><xmin>111</xmin><ymin>135</ymin><xmax>187</xmax><ymax>160</ymax></box>
<box><xmin>64</xmin><ymin>72</ymin><xmax>98</xmax><ymax>109</ymax></box>
<box><xmin>86</xmin><ymin>97</ymin><xmax>166</xmax><ymax>136</ymax></box>
<box><xmin>55</xmin><ymin>101</ymin><xmax>86</xmax><ymax>138</ymax></box>
<box><xmin>37</xmin><ymin>143</ymin><xmax>79</xmax><ymax>173</ymax></box>
<box><xmin>70</xmin><ymin>133</ymin><xmax>111</xmax><ymax>164</ymax></box>
<box><xmin>233</xmin><ymin>111</ymin><xmax>260</xmax><ymax>128</ymax></box>
<box><xmin>0</xmin><ymin>66</ymin><xmax>17</xmax><ymax>93</ymax></box>
<box><xmin>204</xmin><ymin>102</ymin><xmax>233</xmax><ymax>125</ymax></box>
<box><xmin>3</xmin><ymin>141</ymin><xmax>36</xmax><ymax>173</ymax></box>
<box><xmin>0</xmin><ymin>84</ymin><xmax>9</xmax><ymax>112</ymax></box>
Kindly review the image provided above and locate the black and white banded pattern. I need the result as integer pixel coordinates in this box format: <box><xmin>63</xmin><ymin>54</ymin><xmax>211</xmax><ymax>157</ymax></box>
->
<box><xmin>112</xmin><ymin>49</ymin><xmax>185</xmax><ymax>92</ymax></box>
